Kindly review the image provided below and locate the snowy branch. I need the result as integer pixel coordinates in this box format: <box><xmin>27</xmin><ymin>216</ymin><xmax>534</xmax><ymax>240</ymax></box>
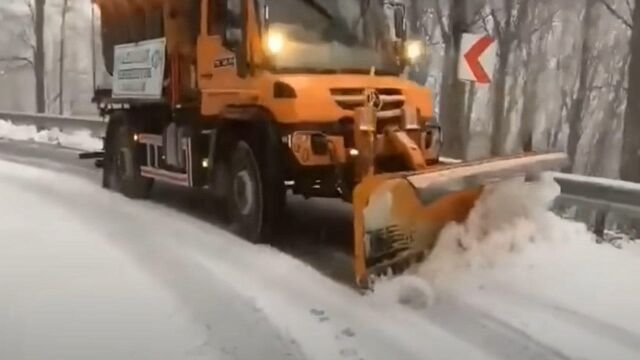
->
<box><xmin>479</xmin><ymin>8</ymin><xmax>491</xmax><ymax>34</ymax></box>
<box><xmin>0</xmin><ymin>56</ymin><xmax>33</xmax><ymax>67</ymax></box>
<box><xmin>489</xmin><ymin>8</ymin><xmax>503</xmax><ymax>39</ymax></box>
<box><xmin>433</xmin><ymin>0</ymin><xmax>450</xmax><ymax>41</ymax></box>
<box><xmin>524</xmin><ymin>9</ymin><xmax>560</xmax><ymax>40</ymax></box>
<box><xmin>598</xmin><ymin>0</ymin><xmax>633</xmax><ymax>30</ymax></box>
<box><xmin>23</xmin><ymin>0</ymin><xmax>35</xmax><ymax>26</ymax></box>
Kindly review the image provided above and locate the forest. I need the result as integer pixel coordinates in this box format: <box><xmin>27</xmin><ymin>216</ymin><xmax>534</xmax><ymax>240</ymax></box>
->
<box><xmin>0</xmin><ymin>0</ymin><xmax>638</xmax><ymax>181</ymax></box>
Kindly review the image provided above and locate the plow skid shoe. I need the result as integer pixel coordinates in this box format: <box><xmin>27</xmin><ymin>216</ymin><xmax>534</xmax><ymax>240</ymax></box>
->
<box><xmin>353</xmin><ymin>152</ymin><xmax>568</xmax><ymax>288</ymax></box>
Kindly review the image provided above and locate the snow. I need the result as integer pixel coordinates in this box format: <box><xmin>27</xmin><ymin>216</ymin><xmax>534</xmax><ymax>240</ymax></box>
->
<box><xmin>376</xmin><ymin>173</ymin><xmax>640</xmax><ymax>360</ymax></box>
<box><xmin>439</xmin><ymin>156</ymin><xmax>463</xmax><ymax>164</ymax></box>
<box><xmin>2</xmin><ymin>154</ymin><xmax>640</xmax><ymax>360</ymax></box>
<box><xmin>0</xmin><ymin>158</ymin><xmax>500</xmax><ymax>360</ymax></box>
<box><xmin>0</xmin><ymin>119</ymin><xmax>102</xmax><ymax>152</ymax></box>
<box><xmin>619</xmin><ymin>239</ymin><xmax>640</xmax><ymax>257</ymax></box>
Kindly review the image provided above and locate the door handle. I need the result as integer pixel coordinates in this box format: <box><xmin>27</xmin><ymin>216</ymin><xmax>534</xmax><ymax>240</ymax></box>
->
<box><xmin>201</xmin><ymin>73</ymin><xmax>213</xmax><ymax>79</ymax></box>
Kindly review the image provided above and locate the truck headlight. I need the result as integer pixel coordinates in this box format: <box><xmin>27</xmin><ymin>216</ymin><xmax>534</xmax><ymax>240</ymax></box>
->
<box><xmin>267</xmin><ymin>31</ymin><xmax>285</xmax><ymax>54</ymax></box>
<box><xmin>406</xmin><ymin>40</ymin><xmax>423</xmax><ymax>62</ymax></box>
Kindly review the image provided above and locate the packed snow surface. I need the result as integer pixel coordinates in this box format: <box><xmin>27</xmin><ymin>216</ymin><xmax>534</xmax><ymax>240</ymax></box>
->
<box><xmin>0</xmin><ymin>119</ymin><xmax>102</xmax><ymax>152</ymax></box>
<box><xmin>0</xmin><ymin>159</ymin><xmax>499</xmax><ymax>360</ymax></box>
<box><xmin>1</xmin><ymin>155</ymin><xmax>639</xmax><ymax>360</ymax></box>
<box><xmin>620</xmin><ymin>238</ymin><xmax>640</xmax><ymax>257</ymax></box>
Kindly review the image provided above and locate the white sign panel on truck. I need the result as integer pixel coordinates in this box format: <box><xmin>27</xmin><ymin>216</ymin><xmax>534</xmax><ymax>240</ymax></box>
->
<box><xmin>112</xmin><ymin>37</ymin><xmax>166</xmax><ymax>99</ymax></box>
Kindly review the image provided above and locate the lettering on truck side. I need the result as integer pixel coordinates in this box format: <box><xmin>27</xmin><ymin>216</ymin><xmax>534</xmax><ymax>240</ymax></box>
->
<box><xmin>213</xmin><ymin>56</ymin><xmax>236</xmax><ymax>69</ymax></box>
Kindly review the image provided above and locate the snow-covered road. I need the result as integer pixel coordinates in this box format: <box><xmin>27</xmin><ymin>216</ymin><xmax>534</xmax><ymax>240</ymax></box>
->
<box><xmin>0</xmin><ymin>150</ymin><xmax>494</xmax><ymax>360</ymax></box>
<box><xmin>1</xmin><ymin>140</ymin><xmax>640</xmax><ymax>360</ymax></box>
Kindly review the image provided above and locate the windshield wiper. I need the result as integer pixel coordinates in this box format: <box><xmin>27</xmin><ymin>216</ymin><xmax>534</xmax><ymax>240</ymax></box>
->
<box><xmin>274</xmin><ymin>67</ymin><xmax>399</xmax><ymax>76</ymax></box>
<box><xmin>275</xmin><ymin>67</ymin><xmax>339</xmax><ymax>74</ymax></box>
<box><xmin>299</xmin><ymin>0</ymin><xmax>333</xmax><ymax>20</ymax></box>
<box><xmin>336</xmin><ymin>68</ymin><xmax>399</xmax><ymax>76</ymax></box>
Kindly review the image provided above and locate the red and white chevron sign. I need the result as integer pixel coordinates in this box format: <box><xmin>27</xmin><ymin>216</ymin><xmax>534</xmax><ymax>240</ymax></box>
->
<box><xmin>458</xmin><ymin>33</ymin><xmax>496</xmax><ymax>84</ymax></box>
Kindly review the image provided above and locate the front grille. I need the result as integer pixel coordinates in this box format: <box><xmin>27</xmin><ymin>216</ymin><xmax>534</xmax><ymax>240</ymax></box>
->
<box><xmin>330</xmin><ymin>88</ymin><xmax>405</xmax><ymax>118</ymax></box>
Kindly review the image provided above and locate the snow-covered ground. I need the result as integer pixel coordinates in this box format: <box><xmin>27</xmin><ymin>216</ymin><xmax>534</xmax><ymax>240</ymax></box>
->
<box><xmin>620</xmin><ymin>238</ymin><xmax>640</xmax><ymax>257</ymax></box>
<box><xmin>1</xmin><ymin>156</ymin><xmax>639</xmax><ymax>360</ymax></box>
<box><xmin>0</xmin><ymin>120</ymin><xmax>102</xmax><ymax>152</ymax></box>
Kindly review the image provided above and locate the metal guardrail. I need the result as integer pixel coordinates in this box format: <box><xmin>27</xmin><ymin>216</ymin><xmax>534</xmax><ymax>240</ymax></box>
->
<box><xmin>554</xmin><ymin>173</ymin><xmax>640</xmax><ymax>217</ymax></box>
<box><xmin>0</xmin><ymin>111</ymin><xmax>638</xmax><ymax>236</ymax></box>
<box><xmin>553</xmin><ymin>172</ymin><xmax>640</xmax><ymax>237</ymax></box>
<box><xmin>0</xmin><ymin>111</ymin><xmax>106</xmax><ymax>137</ymax></box>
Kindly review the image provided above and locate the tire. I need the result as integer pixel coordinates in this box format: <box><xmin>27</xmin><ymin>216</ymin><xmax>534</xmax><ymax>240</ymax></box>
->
<box><xmin>227</xmin><ymin>140</ymin><xmax>264</xmax><ymax>242</ymax></box>
<box><xmin>103</xmin><ymin>112</ymin><xmax>153</xmax><ymax>199</ymax></box>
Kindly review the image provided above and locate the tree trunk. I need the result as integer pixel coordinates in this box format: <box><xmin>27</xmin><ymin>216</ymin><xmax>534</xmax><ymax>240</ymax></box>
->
<box><xmin>34</xmin><ymin>0</ymin><xmax>46</xmax><ymax>114</ymax></box>
<box><xmin>519</xmin><ymin>72</ymin><xmax>537</xmax><ymax>152</ymax></box>
<box><xmin>438</xmin><ymin>0</ymin><xmax>468</xmax><ymax>159</ymax></box>
<box><xmin>58</xmin><ymin>0</ymin><xmax>69</xmax><ymax>115</ymax></box>
<box><xmin>566</xmin><ymin>0</ymin><xmax>595</xmax><ymax>172</ymax></box>
<box><xmin>461</xmin><ymin>83</ymin><xmax>476</xmax><ymax>159</ymax></box>
<box><xmin>620</xmin><ymin>3</ymin><xmax>640</xmax><ymax>182</ymax></box>
<box><xmin>489</xmin><ymin>0</ymin><xmax>529</xmax><ymax>156</ymax></box>
<box><xmin>519</xmin><ymin>43</ymin><xmax>540</xmax><ymax>152</ymax></box>
<box><xmin>489</xmin><ymin>47</ymin><xmax>510</xmax><ymax>156</ymax></box>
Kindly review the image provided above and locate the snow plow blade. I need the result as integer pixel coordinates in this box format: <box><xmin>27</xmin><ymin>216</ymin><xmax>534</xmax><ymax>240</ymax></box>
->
<box><xmin>353</xmin><ymin>152</ymin><xmax>568</xmax><ymax>287</ymax></box>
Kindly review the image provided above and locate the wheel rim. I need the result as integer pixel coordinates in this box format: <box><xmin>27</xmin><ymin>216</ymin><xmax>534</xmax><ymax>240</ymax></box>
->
<box><xmin>233</xmin><ymin>169</ymin><xmax>255</xmax><ymax>216</ymax></box>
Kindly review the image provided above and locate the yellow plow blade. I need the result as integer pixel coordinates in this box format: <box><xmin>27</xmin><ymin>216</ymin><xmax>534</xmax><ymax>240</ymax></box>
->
<box><xmin>353</xmin><ymin>152</ymin><xmax>569</xmax><ymax>288</ymax></box>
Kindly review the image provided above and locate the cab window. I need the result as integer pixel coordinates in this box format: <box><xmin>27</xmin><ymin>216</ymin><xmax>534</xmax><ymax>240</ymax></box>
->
<box><xmin>207</xmin><ymin>0</ymin><xmax>243</xmax><ymax>48</ymax></box>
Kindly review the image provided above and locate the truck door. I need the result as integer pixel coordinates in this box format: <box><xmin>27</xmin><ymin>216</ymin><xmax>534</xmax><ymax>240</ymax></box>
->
<box><xmin>197</xmin><ymin>0</ymin><xmax>253</xmax><ymax>116</ymax></box>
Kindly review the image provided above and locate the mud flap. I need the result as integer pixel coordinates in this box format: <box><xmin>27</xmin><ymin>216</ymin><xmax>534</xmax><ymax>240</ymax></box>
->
<box><xmin>353</xmin><ymin>152</ymin><xmax>569</xmax><ymax>288</ymax></box>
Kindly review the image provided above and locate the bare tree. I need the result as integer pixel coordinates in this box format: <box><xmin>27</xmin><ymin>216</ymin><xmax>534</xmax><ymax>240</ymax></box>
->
<box><xmin>513</xmin><ymin>2</ymin><xmax>560</xmax><ymax>152</ymax></box>
<box><xmin>488</xmin><ymin>0</ymin><xmax>530</xmax><ymax>156</ymax></box>
<box><xmin>587</xmin><ymin>55</ymin><xmax>628</xmax><ymax>176</ymax></box>
<box><xmin>34</xmin><ymin>0</ymin><xmax>46</xmax><ymax>113</ymax></box>
<box><xmin>3</xmin><ymin>0</ymin><xmax>47</xmax><ymax>113</ymax></box>
<box><xmin>565</xmin><ymin>0</ymin><xmax>597</xmax><ymax>170</ymax></box>
<box><xmin>434</xmin><ymin>0</ymin><xmax>469</xmax><ymax>159</ymax></box>
<box><xmin>594</xmin><ymin>0</ymin><xmax>634</xmax><ymax>179</ymax></box>
<box><xmin>58</xmin><ymin>0</ymin><xmax>70</xmax><ymax>115</ymax></box>
<box><xmin>618</xmin><ymin>0</ymin><xmax>640</xmax><ymax>181</ymax></box>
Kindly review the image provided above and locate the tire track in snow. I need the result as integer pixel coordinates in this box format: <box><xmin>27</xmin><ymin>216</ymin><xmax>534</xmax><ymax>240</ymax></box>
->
<box><xmin>488</xmin><ymin>286</ymin><xmax>640</xmax><ymax>354</ymax></box>
<box><xmin>0</xmin><ymin>167</ymin><xmax>307</xmax><ymax>360</ymax></box>
<box><xmin>425</xmin><ymin>298</ymin><xmax>573</xmax><ymax>360</ymax></box>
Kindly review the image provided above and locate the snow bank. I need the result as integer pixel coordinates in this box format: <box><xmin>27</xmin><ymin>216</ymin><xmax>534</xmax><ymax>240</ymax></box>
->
<box><xmin>417</xmin><ymin>173</ymin><xmax>569</xmax><ymax>286</ymax></box>
<box><xmin>373</xmin><ymin>173</ymin><xmax>640</xmax><ymax>360</ymax></box>
<box><xmin>0</xmin><ymin>119</ymin><xmax>102</xmax><ymax>152</ymax></box>
<box><xmin>620</xmin><ymin>239</ymin><xmax>640</xmax><ymax>257</ymax></box>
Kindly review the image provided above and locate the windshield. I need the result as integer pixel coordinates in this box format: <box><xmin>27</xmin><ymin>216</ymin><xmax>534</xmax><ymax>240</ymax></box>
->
<box><xmin>265</xmin><ymin>0</ymin><xmax>402</xmax><ymax>75</ymax></box>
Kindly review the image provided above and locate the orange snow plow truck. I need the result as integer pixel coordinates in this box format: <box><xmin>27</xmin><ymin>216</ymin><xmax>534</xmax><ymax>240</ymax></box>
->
<box><xmin>91</xmin><ymin>0</ymin><xmax>567</xmax><ymax>287</ymax></box>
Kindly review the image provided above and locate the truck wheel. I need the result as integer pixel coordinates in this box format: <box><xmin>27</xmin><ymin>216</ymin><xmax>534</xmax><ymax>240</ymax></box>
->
<box><xmin>227</xmin><ymin>140</ymin><xmax>264</xmax><ymax>242</ymax></box>
<box><xmin>104</xmin><ymin>113</ymin><xmax>153</xmax><ymax>199</ymax></box>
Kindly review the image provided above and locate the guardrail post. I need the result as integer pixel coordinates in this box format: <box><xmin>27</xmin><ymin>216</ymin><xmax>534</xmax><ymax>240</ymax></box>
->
<box><xmin>593</xmin><ymin>209</ymin><xmax>607</xmax><ymax>243</ymax></box>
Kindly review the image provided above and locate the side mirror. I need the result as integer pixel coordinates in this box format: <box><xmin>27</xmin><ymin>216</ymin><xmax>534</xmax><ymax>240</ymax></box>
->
<box><xmin>393</xmin><ymin>6</ymin><xmax>406</xmax><ymax>41</ymax></box>
<box><xmin>263</xmin><ymin>4</ymin><xmax>270</xmax><ymax>32</ymax></box>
